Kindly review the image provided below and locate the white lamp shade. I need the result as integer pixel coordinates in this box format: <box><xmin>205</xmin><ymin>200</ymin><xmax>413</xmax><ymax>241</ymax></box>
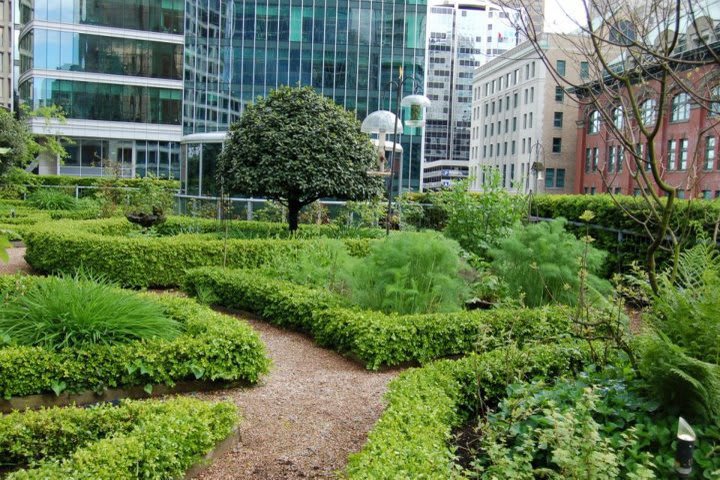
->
<box><xmin>401</xmin><ymin>94</ymin><xmax>431</xmax><ymax>107</ymax></box>
<box><xmin>361</xmin><ymin>110</ymin><xmax>403</xmax><ymax>133</ymax></box>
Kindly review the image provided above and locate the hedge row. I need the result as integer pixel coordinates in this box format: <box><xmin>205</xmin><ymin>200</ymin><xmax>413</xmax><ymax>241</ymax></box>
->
<box><xmin>183</xmin><ymin>267</ymin><xmax>574</xmax><ymax>370</ymax></box>
<box><xmin>29</xmin><ymin>174</ymin><xmax>180</xmax><ymax>189</ymax></box>
<box><xmin>0</xmin><ymin>201</ymin><xmax>100</xmax><ymax>240</ymax></box>
<box><xmin>344</xmin><ymin>341</ymin><xmax>595</xmax><ymax>479</ymax></box>
<box><xmin>2</xmin><ymin>397</ymin><xmax>236</xmax><ymax>479</ymax></box>
<box><xmin>22</xmin><ymin>217</ymin><xmax>373</xmax><ymax>287</ymax></box>
<box><xmin>0</xmin><ymin>275</ymin><xmax>269</xmax><ymax>398</ymax></box>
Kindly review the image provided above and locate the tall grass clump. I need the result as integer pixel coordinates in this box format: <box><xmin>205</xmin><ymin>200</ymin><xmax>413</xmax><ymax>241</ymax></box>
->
<box><xmin>0</xmin><ymin>275</ymin><xmax>181</xmax><ymax>350</ymax></box>
<box><xmin>489</xmin><ymin>219</ymin><xmax>611</xmax><ymax>307</ymax></box>
<box><xmin>26</xmin><ymin>189</ymin><xmax>78</xmax><ymax>210</ymax></box>
<box><xmin>346</xmin><ymin>231</ymin><xmax>468</xmax><ymax>314</ymax></box>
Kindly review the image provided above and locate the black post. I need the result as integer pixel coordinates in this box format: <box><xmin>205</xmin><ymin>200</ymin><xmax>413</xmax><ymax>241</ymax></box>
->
<box><xmin>386</xmin><ymin>69</ymin><xmax>404</xmax><ymax>236</ymax></box>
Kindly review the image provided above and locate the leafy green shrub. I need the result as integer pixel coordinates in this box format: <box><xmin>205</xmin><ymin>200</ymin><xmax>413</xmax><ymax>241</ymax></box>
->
<box><xmin>470</xmin><ymin>364</ymin><xmax>720</xmax><ymax>478</ymax></box>
<box><xmin>344</xmin><ymin>341</ymin><xmax>596</xmax><ymax>479</ymax></box>
<box><xmin>183</xmin><ymin>267</ymin><xmax>574</xmax><ymax>369</ymax></box>
<box><xmin>0</xmin><ymin>275</ymin><xmax>180</xmax><ymax>350</ymax></box>
<box><xmin>0</xmin><ymin>276</ymin><xmax>269</xmax><ymax>398</ymax></box>
<box><xmin>124</xmin><ymin>174</ymin><xmax>176</xmax><ymax>217</ymax></box>
<box><xmin>26</xmin><ymin>189</ymin><xmax>77</xmax><ymax>210</ymax></box>
<box><xmin>490</xmin><ymin>219</ymin><xmax>611</xmax><ymax>307</ymax></box>
<box><xmin>346</xmin><ymin>231</ymin><xmax>468</xmax><ymax>314</ymax></box>
<box><xmin>22</xmin><ymin>217</ymin><xmax>373</xmax><ymax>287</ymax></box>
<box><xmin>432</xmin><ymin>173</ymin><xmax>527</xmax><ymax>257</ymax></box>
<box><xmin>1</xmin><ymin>397</ymin><xmax>237</xmax><ymax>479</ymax></box>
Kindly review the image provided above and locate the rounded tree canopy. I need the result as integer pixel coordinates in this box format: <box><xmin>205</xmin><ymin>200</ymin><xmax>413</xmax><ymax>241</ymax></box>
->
<box><xmin>217</xmin><ymin>86</ymin><xmax>384</xmax><ymax>217</ymax></box>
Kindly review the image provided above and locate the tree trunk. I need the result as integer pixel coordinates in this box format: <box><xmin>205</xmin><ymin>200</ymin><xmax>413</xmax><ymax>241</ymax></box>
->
<box><xmin>288</xmin><ymin>197</ymin><xmax>301</xmax><ymax>232</ymax></box>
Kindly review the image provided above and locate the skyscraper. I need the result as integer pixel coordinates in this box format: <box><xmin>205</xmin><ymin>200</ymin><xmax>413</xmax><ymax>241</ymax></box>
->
<box><xmin>422</xmin><ymin>0</ymin><xmax>519</xmax><ymax>190</ymax></box>
<box><xmin>17</xmin><ymin>0</ymin><xmax>184</xmax><ymax>177</ymax></box>
<box><xmin>0</xmin><ymin>0</ymin><xmax>13</xmax><ymax>110</ymax></box>
<box><xmin>182</xmin><ymin>0</ymin><xmax>428</xmax><ymax>197</ymax></box>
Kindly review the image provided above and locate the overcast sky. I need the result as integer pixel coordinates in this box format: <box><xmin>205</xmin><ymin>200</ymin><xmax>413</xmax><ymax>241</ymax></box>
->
<box><xmin>544</xmin><ymin>0</ymin><xmax>586</xmax><ymax>33</ymax></box>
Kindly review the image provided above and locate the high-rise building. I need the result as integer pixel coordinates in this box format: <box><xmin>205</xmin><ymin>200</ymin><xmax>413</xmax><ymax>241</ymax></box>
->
<box><xmin>17</xmin><ymin>0</ymin><xmax>184</xmax><ymax>177</ymax></box>
<box><xmin>422</xmin><ymin>0</ymin><xmax>520</xmax><ymax>190</ymax></box>
<box><xmin>0</xmin><ymin>0</ymin><xmax>12</xmax><ymax>110</ymax></box>
<box><xmin>182</xmin><ymin>0</ymin><xmax>428</xmax><ymax>197</ymax></box>
<box><xmin>468</xmin><ymin>33</ymin><xmax>587</xmax><ymax>194</ymax></box>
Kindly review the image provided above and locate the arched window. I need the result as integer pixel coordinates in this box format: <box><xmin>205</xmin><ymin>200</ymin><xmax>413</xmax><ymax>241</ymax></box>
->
<box><xmin>588</xmin><ymin>110</ymin><xmax>601</xmax><ymax>134</ymax></box>
<box><xmin>671</xmin><ymin>92</ymin><xmax>690</xmax><ymax>121</ymax></box>
<box><xmin>613</xmin><ymin>106</ymin><xmax>624</xmax><ymax>129</ymax></box>
<box><xmin>641</xmin><ymin>98</ymin><xmax>657</xmax><ymax>125</ymax></box>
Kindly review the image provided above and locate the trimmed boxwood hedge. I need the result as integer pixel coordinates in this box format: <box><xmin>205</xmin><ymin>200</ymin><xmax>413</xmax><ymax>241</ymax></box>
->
<box><xmin>30</xmin><ymin>174</ymin><xmax>180</xmax><ymax>189</ymax></box>
<box><xmin>22</xmin><ymin>217</ymin><xmax>375</xmax><ymax>287</ymax></box>
<box><xmin>183</xmin><ymin>267</ymin><xmax>575</xmax><ymax>370</ymax></box>
<box><xmin>0</xmin><ymin>201</ymin><xmax>100</xmax><ymax>240</ymax></box>
<box><xmin>0</xmin><ymin>275</ymin><xmax>269</xmax><ymax>398</ymax></box>
<box><xmin>1</xmin><ymin>397</ymin><xmax>236</xmax><ymax>479</ymax></box>
<box><xmin>344</xmin><ymin>341</ymin><xmax>595</xmax><ymax>479</ymax></box>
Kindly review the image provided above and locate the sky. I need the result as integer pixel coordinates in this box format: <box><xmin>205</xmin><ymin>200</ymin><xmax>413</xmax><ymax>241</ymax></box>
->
<box><xmin>544</xmin><ymin>0</ymin><xmax>587</xmax><ymax>33</ymax></box>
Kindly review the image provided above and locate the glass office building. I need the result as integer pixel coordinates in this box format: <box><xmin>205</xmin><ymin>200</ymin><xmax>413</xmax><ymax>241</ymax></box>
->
<box><xmin>182</xmin><ymin>0</ymin><xmax>428</xmax><ymax>197</ymax></box>
<box><xmin>422</xmin><ymin>0</ymin><xmax>519</xmax><ymax>190</ymax></box>
<box><xmin>17</xmin><ymin>0</ymin><xmax>184</xmax><ymax>178</ymax></box>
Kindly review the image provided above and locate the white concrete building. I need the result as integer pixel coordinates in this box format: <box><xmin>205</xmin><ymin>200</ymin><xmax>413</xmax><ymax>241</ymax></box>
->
<box><xmin>469</xmin><ymin>33</ymin><xmax>586</xmax><ymax>194</ymax></box>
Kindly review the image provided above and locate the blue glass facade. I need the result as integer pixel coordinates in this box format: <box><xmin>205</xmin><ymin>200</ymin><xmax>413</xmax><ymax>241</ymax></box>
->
<box><xmin>183</xmin><ymin>0</ymin><xmax>428</xmax><ymax>196</ymax></box>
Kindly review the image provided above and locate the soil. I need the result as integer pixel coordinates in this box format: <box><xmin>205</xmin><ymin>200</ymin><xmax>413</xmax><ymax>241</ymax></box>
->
<box><xmin>0</xmin><ymin>247</ymin><xmax>401</xmax><ymax>479</ymax></box>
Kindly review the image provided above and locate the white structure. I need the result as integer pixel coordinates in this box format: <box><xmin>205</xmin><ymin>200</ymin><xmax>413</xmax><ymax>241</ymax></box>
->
<box><xmin>422</xmin><ymin>0</ymin><xmax>522</xmax><ymax>190</ymax></box>
<box><xmin>0</xmin><ymin>0</ymin><xmax>12</xmax><ymax>110</ymax></box>
<box><xmin>469</xmin><ymin>33</ymin><xmax>586</xmax><ymax>194</ymax></box>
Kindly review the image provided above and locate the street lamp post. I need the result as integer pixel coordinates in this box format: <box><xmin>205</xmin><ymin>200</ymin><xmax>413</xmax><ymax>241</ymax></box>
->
<box><xmin>362</xmin><ymin>66</ymin><xmax>430</xmax><ymax>235</ymax></box>
<box><xmin>528</xmin><ymin>140</ymin><xmax>545</xmax><ymax>195</ymax></box>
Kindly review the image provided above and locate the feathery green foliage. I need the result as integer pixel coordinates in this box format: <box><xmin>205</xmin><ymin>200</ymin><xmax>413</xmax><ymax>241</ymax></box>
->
<box><xmin>26</xmin><ymin>189</ymin><xmax>78</xmax><ymax>210</ymax></box>
<box><xmin>490</xmin><ymin>219</ymin><xmax>611</xmax><ymax>307</ymax></box>
<box><xmin>0</xmin><ymin>275</ymin><xmax>181</xmax><ymax>350</ymax></box>
<box><xmin>346</xmin><ymin>231</ymin><xmax>468</xmax><ymax>314</ymax></box>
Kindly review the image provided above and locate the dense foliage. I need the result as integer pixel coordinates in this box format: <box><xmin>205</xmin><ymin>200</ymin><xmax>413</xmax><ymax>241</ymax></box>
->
<box><xmin>184</xmin><ymin>267</ymin><xmax>574</xmax><ymax>369</ymax></box>
<box><xmin>26</xmin><ymin>189</ymin><xmax>79</xmax><ymax>211</ymax></box>
<box><xmin>0</xmin><ymin>275</ymin><xmax>180</xmax><ymax>350</ymax></box>
<box><xmin>346</xmin><ymin>232</ymin><xmax>468</xmax><ymax>314</ymax></box>
<box><xmin>217</xmin><ymin>85</ymin><xmax>383</xmax><ymax>231</ymax></box>
<box><xmin>0</xmin><ymin>110</ymin><xmax>37</xmax><ymax>179</ymax></box>
<box><xmin>22</xmin><ymin>217</ymin><xmax>373</xmax><ymax>287</ymax></box>
<box><xmin>344</xmin><ymin>341</ymin><xmax>596</xmax><ymax>479</ymax></box>
<box><xmin>490</xmin><ymin>219</ymin><xmax>612</xmax><ymax>307</ymax></box>
<box><xmin>0</xmin><ymin>275</ymin><xmax>269</xmax><ymax>398</ymax></box>
<box><xmin>1</xmin><ymin>397</ymin><xmax>237</xmax><ymax>479</ymax></box>
<box><xmin>470</xmin><ymin>365</ymin><xmax>720</xmax><ymax>479</ymax></box>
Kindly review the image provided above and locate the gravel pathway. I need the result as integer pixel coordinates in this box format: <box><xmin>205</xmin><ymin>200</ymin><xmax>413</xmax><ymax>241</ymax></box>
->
<box><xmin>0</xmin><ymin>247</ymin><xmax>31</xmax><ymax>275</ymax></box>
<box><xmin>0</xmin><ymin>248</ymin><xmax>400</xmax><ymax>478</ymax></box>
<box><xmin>192</xmin><ymin>317</ymin><xmax>399</xmax><ymax>479</ymax></box>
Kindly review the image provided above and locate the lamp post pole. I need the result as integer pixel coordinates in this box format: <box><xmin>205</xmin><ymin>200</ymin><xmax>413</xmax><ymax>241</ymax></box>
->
<box><xmin>387</xmin><ymin>67</ymin><xmax>405</xmax><ymax>236</ymax></box>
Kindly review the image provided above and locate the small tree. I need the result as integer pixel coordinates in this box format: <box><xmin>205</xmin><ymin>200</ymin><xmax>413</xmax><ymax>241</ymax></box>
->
<box><xmin>0</xmin><ymin>109</ymin><xmax>37</xmax><ymax>179</ymax></box>
<box><xmin>217</xmin><ymin>86</ymin><xmax>384</xmax><ymax>231</ymax></box>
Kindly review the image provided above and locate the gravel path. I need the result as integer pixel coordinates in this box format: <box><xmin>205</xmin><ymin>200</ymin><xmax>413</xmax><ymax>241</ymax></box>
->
<box><xmin>0</xmin><ymin>247</ymin><xmax>31</xmax><ymax>275</ymax></box>
<box><xmin>0</xmin><ymin>248</ymin><xmax>399</xmax><ymax>478</ymax></box>
<box><xmin>192</xmin><ymin>317</ymin><xmax>399</xmax><ymax>479</ymax></box>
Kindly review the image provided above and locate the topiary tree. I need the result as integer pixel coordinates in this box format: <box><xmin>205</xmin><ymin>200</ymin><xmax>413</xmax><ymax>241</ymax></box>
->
<box><xmin>217</xmin><ymin>86</ymin><xmax>384</xmax><ymax>231</ymax></box>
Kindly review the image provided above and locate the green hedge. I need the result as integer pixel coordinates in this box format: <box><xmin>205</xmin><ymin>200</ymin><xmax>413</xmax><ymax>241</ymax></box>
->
<box><xmin>1</xmin><ymin>397</ymin><xmax>236</xmax><ymax>479</ymax></box>
<box><xmin>0</xmin><ymin>275</ymin><xmax>269</xmax><ymax>398</ymax></box>
<box><xmin>31</xmin><ymin>175</ymin><xmax>180</xmax><ymax>189</ymax></box>
<box><xmin>344</xmin><ymin>341</ymin><xmax>595</xmax><ymax>479</ymax></box>
<box><xmin>22</xmin><ymin>217</ymin><xmax>374</xmax><ymax>287</ymax></box>
<box><xmin>183</xmin><ymin>267</ymin><xmax>574</xmax><ymax>370</ymax></box>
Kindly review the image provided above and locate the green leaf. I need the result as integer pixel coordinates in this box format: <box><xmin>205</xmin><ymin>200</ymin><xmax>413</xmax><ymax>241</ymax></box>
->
<box><xmin>50</xmin><ymin>380</ymin><xmax>67</xmax><ymax>396</ymax></box>
<box><xmin>144</xmin><ymin>383</ymin><xmax>153</xmax><ymax>395</ymax></box>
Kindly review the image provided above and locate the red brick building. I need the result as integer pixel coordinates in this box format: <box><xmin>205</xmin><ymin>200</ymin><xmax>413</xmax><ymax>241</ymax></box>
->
<box><xmin>574</xmin><ymin>64</ymin><xmax>720</xmax><ymax>199</ymax></box>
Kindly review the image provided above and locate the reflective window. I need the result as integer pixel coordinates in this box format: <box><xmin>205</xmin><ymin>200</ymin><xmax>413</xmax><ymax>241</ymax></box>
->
<box><xmin>21</xmin><ymin>29</ymin><xmax>182</xmax><ymax>79</ymax></box>
<box><xmin>22</xmin><ymin>77</ymin><xmax>181</xmax><ymax>124</ymax></box>
<box><xmin>588</xmin><ymin>110</ymin><xmax>600</xmax><ymax>133</ymax></box>
<box><xmin>641</xmin><ymin>98</ymin><xmax>657</xmax><ymax>125</ymax></box>
<box><xmin>671</xmin><ymin>92</ymin><xmax>690</xmax><ymax>122</ymax></box>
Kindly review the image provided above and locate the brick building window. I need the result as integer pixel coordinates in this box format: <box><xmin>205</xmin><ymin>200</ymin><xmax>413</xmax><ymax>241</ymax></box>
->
<box><xmin>671</xmin><ymin>92</ymin><xmax>690</xmax><ymax>122</ymax></box>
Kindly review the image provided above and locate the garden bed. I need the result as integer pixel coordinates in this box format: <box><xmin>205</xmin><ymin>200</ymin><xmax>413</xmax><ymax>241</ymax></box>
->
<box><xmin>0</xmin><ymin>275</ymin><xmax>269</xmax><ymax>401</ymax></box>
<box><xmin>183</xmin><ymin>267</ymin><xmax>575</xmax><ymax>369</ymax></box>
<box><xmin>22</xmin><ymin>217</ymin><xmax>375</xmax><ymax>287</ymax></box>
<box><xmin>0</xmin><ymin>397</ymin><xmax>237</xmax><ymax>479</ymax></box>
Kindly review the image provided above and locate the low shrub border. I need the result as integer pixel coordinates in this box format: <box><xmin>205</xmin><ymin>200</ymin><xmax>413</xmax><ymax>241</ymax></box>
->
<box><xmin>0</xmin><ymin>275</ymin><xmax>270</xmax><ymax>400</ymax></box>
<box><xmin>0</xmin><ymin>397</ymin><xmax>236</xmax><ymax>479</ymax></box>
<box><xmin>183</xmin><ymin>267</ymin><xmax>575</xmax><ymax>370</ymax></box>
<box><xmin>22</xmin><ymin>217</ymin><xmax>374</xmax><ymax>287</ymax></box>
<box><xmin>344</xmin><ymin>341</ymin><xmax>595</xmax><ymax>479</ymax></box>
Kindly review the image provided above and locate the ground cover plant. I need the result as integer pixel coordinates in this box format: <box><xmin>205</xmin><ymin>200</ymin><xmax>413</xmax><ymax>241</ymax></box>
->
<box><xmin>0</xmin><ymin>275</ymin><xmax>269</xmax><ymax>398</ymax></box>
<box><xmin>0</xmin><ymin>397</ymin><xmax>237</xmax><ymax>479</ymax></box>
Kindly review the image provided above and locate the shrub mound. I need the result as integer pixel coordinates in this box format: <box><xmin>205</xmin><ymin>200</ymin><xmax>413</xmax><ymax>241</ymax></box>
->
<box><xmin>344</xmin><ymin>341</ymin><xmax>595</xmax><ymax>479</ymax></box>
<box><xmin>22</xmin><ymin>217</ymin><xmax>375</xmax><ymax>287</ymax></box>
<box><xmin>1</xmin><ymin>397</ymin><xmax>236</xmax><ymax>479</ymax></box>
<box><xmin>0</xmin><ymin>275</ymin><xmax>269</xmax><ymax>398</ymax></box>
<box><xmin>183</xmin><ymin>267</ymin><xmax>574</xmax><ymax>369</ymax></box>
